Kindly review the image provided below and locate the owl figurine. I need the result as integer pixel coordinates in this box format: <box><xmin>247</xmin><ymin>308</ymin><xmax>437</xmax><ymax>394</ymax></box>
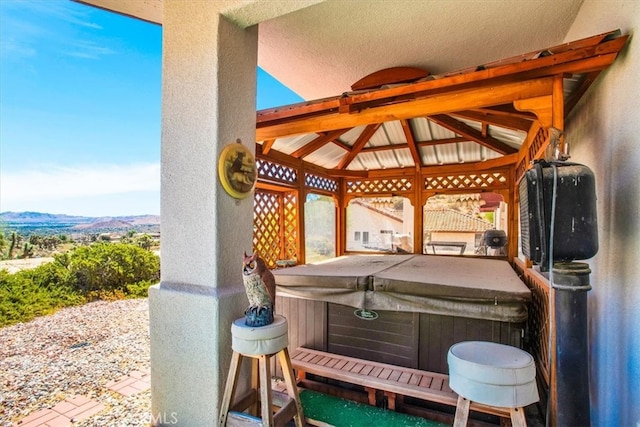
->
<box><xmin>242</xmin><ymin>251</ymin><xmax>276</xmax><ymax>326</ymax></box>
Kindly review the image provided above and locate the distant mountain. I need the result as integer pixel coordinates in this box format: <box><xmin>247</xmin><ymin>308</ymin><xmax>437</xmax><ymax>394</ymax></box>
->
<box><xmin>72</xmin><ymin>219</ymin><xmax>144</xmax><ymax>231</ymax></box>
<box><xmin>0</xmin><ymin>211</ymin><xmax>160</xmax><ymax>236</ymax></box>
<box><xmin>0</xmin><ymin>211</ymin><xmax>159</xmax><ymax>224</ymax></box>
<box><xmin>0</xmin><ymin>211</ymin><xmax>93</xmax><ymax>224</ymax></box>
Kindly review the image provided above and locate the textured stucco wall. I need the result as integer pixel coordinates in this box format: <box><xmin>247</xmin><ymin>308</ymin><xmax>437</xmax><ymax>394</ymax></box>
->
<box><xmin>151</xmin><ymin>1</ymin><xmax>258</xmax><ymax>425</ymax></box>
<box><xmin>564</xmin><ymin>2</ymin><xmax>640</xmax><ymax>425</ymax></box>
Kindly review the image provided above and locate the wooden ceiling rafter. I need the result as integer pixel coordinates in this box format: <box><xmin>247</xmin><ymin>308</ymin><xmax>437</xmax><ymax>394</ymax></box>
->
<box><xmin>290</xmin><ymin>128</ymin><xmax>351</xmax><ymax>159</ymax></box>
<box><xmin>357</xmin><ymin>137</ymin><xmax>469</xmax><ymax>154</ymax></box>
<box><xmin>426</xmin><ymin>114</ymin><xmax>518</xmax><ymax>155</ymax></box>
<box><xmin>337</xmin><ymin>123</ymin><xmax>380</xmax><ymax>170</ymax></box>
<box><xmin>451</xmin><ymin>110</ymin><xmax>533</xmax><ymax>133</ymax></box>
<box><xmin>256</xmin><ymin>77</ymin><xmax>555</xmax><ymax>141</ymax></box>
<box><xmin>261</xmin><ymin>138</ymin><xmax>276</xmax><ymax>154</ymax></box>
<box><xmin>400</xmin><ymin>119</ymin><xmax>422</xmax><ymax>169</ymax></box>
<box><xmin>472</xmin><ymin>105</ymin><xmax>537</xmax><ymax>120</ymax></box>
<box><xmin>564</xmin><ymin>70</ymin><xmax>603</xmax><ymax>113</ymax></box>
<box><xmin>416</xmin><ymin>136</ymin><xmax>468</xmax><ymax>147</ymax></box>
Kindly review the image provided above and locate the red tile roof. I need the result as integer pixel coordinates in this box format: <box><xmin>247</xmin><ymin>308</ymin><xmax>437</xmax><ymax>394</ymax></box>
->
<box><xmin>424</xmin><ymin>209</ymin><xmax>493</xmax><ymax>232</ymax></box>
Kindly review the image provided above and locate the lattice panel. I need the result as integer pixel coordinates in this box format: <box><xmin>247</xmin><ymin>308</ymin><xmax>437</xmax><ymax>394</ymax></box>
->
<box><xmin>256</xmin><ymin>159</ymin><xmax>298</xmax><ymax>185</ymax></box>
<box><xmin>513</xmin><ymin>262</ymin><xmax>551</xmax><ymax>386</ymax></box>
<box><xmin>529</xmin><ymin>127</ymin><xmax>548</xmax><ymax>161</ymax></box>
<box><xmin>305</xmin><ymin>173</ymin><xmax>338</xmax><ymax>193</ymax></box>
<box><xmin>515</xmin><ymin>157</ymin><xmax>528</xmax><ymax>183</ymax></box>
<box><xmin>283</xmin><ymin>192</ymin><xmax>299</xmax><ymax>261</ymax></box>
<box><xmin>423</xmin><ymin>171</ymin><xmax>509</xmax><ymax>191</ymax></box>
<box><xmin>253</xmin><ymin>190</ymin><xmax>282</xmax><ymax>269</ymax></box>
<box><xmin>345</xmin><ymin>178</ymin><xmax>413</xmax><ymax>194</ymax></box>
<box><xmin>526</xmin><ymin>276</ymin><xmax>550</xmax><ymax>385</ymax></box>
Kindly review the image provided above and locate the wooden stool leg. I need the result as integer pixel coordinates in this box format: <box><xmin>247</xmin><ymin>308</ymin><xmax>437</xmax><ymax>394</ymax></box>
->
<box><xmin>250</xmin><ymin>357</ymin><xmax>259</xmax><ymax>416</ymax></box>
<box><xmin>510</xmin><ymin>407</ymin><xmax>528</xmax><ymax>427</ymax></box>
<box><xmin>259</xmin><ymin>354</ymin><xmax>274</xmax><ymax>426</ymax></box>
<box><xmin>278</xmin><ymin>347</ymin><xmax>305</xmax><ymax>427</ymax></box>
<box><xmin>219</xmin><ymin>351</ymin><xmax>242</xmax><ymax>426</ymax></box>
<box><xmin>453</xmin><ymin>395</ymin><xmax>471</xmax><ymax>427</ymax></box>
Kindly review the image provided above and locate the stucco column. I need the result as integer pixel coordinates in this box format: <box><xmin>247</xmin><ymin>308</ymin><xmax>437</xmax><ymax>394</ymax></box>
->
<box><xmin>149</xmin><ymin>1</ymin><xmax>258</xmax><ymax>425</ymax></box>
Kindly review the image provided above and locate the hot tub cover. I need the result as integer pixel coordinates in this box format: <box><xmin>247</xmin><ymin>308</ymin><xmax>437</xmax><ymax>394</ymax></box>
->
<box><xmin>273</xmin><ymin>255</ymin><xmax>531</xmax><ymax>322</ymax></box>
<box><xmin>273</xmin><ymin>255</ymin><xmax>414</xmax><ymax>309</ymax></box>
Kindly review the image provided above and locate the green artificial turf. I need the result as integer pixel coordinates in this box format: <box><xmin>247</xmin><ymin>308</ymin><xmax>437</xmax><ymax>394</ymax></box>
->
<box><xmin>299</xmin><ymin>389</ymin><xmax>448</xmax><ymax>427</ymax></box>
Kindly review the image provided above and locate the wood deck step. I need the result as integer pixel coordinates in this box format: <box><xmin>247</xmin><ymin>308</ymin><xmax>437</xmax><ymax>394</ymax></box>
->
<box><xmin>290</xmin><ymin>347</ymin><xmax>510</xmax><ymax>418</ymax></box>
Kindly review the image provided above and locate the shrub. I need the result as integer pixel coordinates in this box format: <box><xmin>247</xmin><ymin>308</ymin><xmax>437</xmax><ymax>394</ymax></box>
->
<box><xmin>0</xmin><ymin>243</ymin><xmax>160</xmax><ymax>327</ymax></box>
<box><xmin>0</xmin><ymin>267</ymin><xmax>84</xmax><ymax>327</ymax></box>
<box><xmin>67</xmin><ymin>243</ymin><xmax>160</xmax><ymax>294</ymax></box>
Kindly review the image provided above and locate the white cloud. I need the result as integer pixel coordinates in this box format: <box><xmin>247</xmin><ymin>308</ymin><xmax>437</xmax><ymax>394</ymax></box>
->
<box><xmin>1</xmin><ymin>163</ymin><xmax>160</xmax><ymax>204</ymax></box>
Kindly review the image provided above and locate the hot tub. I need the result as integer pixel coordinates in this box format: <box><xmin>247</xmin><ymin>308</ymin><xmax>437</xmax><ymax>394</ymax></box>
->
<box><xmin>273</xmin><ymin>254</ymin><xmax>531</xmax><ymax>373</ymax></box>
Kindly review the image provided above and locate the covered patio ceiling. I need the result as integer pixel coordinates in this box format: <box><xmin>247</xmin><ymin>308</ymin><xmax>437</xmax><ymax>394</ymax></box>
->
<box><xmin>76</xmin><ymin>1</ymin><xmax>627</xmax><ymax>176</ymax></box>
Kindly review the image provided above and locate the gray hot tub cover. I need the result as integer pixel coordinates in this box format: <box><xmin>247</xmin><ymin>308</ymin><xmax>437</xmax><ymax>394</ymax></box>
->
<box><xmin>273</xmin><ymin>254</ymin><xmax>531</xmax><ymax>322</ymax></box>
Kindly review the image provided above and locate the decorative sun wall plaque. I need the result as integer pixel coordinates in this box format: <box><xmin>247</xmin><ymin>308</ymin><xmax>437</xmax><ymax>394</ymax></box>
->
<box><xmin>218</xmin><ymin>141</ymin><xmax>257</xmax><ymax>199</ymax></box>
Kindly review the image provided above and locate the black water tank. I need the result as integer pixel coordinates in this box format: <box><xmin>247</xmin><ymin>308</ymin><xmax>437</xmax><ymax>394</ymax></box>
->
<box><xmin>519</xmin><ymin>161</ymin><xmax>598</xmax><ymax>269</ymax></box>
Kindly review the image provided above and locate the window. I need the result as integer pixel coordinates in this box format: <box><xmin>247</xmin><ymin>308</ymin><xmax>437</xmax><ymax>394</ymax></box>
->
<box><xmin>305</xmin><ymin>194</ymin><xmax>336</xmax><ymax>262</ymax></box>
<box><xmin>345</xmin><ymin>196</ymin><xmax>414</xmax><ymax>253</ymax></box>
<box><xmin>423</xmin><ymin>193</ymin><xmax>507</xmax><ymax>256</ymax></box>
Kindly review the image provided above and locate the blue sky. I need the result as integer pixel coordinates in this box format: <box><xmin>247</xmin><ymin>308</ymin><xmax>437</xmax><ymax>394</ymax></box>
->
<box><xmin>0</xmin><ymin>0</ymin><xmax>302</xmax><ymax>217</ymax></box>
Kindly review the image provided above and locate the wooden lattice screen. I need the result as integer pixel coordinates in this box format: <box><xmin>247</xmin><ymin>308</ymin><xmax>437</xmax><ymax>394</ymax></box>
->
<box><xmin>253</xmin><ymin>189</ymin><xmax>298</xmax><ymax>269</ymax></box>
<box><xmin>423</xmin><ymin>170</ymin><xmax>510</xmax><ymax>192</ymax></box>
<box><xmin>344</xmin><ymin>177</ymin><xmax>413</xmax><ymax>195</ymax></box>
<box><xmin>513</xmin><ymin>259</ymin><xmax>551</xmax><ymax>386</ymax></box>
<box><xmin>282</xmin><ymin>192</ymin><xmax>298</xmax><ymax>262</ymax></box>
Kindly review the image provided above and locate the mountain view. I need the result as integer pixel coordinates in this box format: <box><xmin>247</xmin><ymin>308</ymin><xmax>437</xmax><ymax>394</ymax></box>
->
<box><xmin>0</xmin><ymin>211</ymin><xmax>160</xmax><ymax>237</ymax></box>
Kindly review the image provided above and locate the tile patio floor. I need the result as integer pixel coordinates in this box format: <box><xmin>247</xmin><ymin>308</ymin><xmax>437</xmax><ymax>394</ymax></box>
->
<box><xmin>14</xmin><ymin>369</ymin><xmax>150</xmax><ymax>427</ymax></box>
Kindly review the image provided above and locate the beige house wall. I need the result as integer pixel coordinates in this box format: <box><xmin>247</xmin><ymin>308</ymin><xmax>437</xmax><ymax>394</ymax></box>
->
<box><xmin>564</xmin><ymin>1</ymin><xmax>640</xmax><ymax>425</ymax></box>
<box><xmin>345</xmin><ymin>203</ymin><xmax>406</xmax><ymax>251</ymax></box>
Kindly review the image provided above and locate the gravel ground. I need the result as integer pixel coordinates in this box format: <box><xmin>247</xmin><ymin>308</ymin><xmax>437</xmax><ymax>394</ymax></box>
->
<box><xmin>0</xmin><ymin>258</ymin><xmax>54</xmax><ymax>274</ymax></box>
<box><xmin>0</xmin><ymin>299</ymin><xmax>151</xmax><ymax>426</ymax></box>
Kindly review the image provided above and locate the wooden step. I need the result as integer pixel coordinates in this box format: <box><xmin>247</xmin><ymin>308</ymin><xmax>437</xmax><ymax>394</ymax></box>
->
<box><xmin>290</xmin><ymin>347</ymin><xmax>510</xmax><ymax>418</ymax></box>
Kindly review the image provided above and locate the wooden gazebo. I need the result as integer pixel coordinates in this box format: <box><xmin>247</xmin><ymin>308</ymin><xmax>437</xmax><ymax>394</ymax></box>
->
<box><xmin>250</xmin><ymin>29</ymin><xmax>628</xmax><ymax>410</ymax></box>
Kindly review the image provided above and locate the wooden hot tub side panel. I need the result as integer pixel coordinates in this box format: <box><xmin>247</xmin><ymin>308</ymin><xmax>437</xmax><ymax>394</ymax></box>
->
<box><xmin>276</xmin><ymin>294</ymin><xmax>525</xmax><ymax>376</ymax></box>
<box><xmin>276</xmin><ymin>295</ymin><xmax>327</xmax><ymax>352</ymax></box>
<box><xmin>327</xmin><ymin>303</ymin><xmax>419</xmax><ymax>369</ymax></box>
<box><xmin>418</xmin><ymin>313</ymin><xmax>524</xmax><ymax>374</ymax></box>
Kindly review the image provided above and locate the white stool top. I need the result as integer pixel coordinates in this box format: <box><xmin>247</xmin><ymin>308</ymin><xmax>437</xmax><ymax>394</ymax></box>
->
<box><xmin>231</xmin><ymin>315</ymin><xmax>289</xmax><ymax>355</ymax></box>
<box><xmin>448</xmin><ymin>341</ymin><xmax>536</xmax><ymax>385</ymax></box>
<box><xmin>448</xmin><ymin>341</ymin><xmax>539</xmax><ymax>408</ymax></box>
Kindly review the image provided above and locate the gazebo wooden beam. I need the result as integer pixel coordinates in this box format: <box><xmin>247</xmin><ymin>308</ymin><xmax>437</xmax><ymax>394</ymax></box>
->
<box><xmin>428</xmin><ymin>114</ymin><xmax>518</xmax><ymax>155</ymax></box>
<box><xmin>450</xmin><ymin>110</ymin><xmax>533</xmax><ymax>132</ymax></box>
<box><xmin>254</xmin><ymin>31</ymin><xmax>627</xmax><ymax>140</ymax></box>
<box><xmin>337</xmin><ymin>33</ymin><xmax>627</xmax><ymax>112</ymax></box>
<box><xmin>337</xmin><ymin>123</ymin><xmax>380</xmax><ymax>170</ymax></box>
<box><xmin>358</xmin><ymin>137</ymin><xmax>468</xmax><ymax>154</ymax></box>
<box><xmin>256</xmin><ymin>77</ymin><xmax>555</xmax><ymax>140</ymax></box>
<box><xmin>400</xmin><ymin>119</ymin><xmax>422</xmax><ymax>170</ymax></box>
<box><xmin>290</xmin><ymin>128</ymin><xmax>350</xmax><ymax>158</ymax></box>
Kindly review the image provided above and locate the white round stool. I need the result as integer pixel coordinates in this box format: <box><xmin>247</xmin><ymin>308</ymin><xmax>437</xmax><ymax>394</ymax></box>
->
<box><xmin>447</xmin><ymin>341</ymin><xmax>539</xmax><ymax>427</ymax></box>
<box><xmin>231</xmin><ymin>315</ymin><xmax>289</xmax><ymax>355</ymax></box>
<box><xmin>219</xmin><ymin>315</ymin><xmax>304</xmax><ymax>427</ymax></box>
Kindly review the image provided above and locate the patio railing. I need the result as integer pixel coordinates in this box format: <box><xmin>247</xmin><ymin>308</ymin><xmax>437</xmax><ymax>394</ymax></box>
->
<box><xmin>513</xmin><ymin>258</ymin><xmax>550</xmax><ymax>386</ymax></box>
